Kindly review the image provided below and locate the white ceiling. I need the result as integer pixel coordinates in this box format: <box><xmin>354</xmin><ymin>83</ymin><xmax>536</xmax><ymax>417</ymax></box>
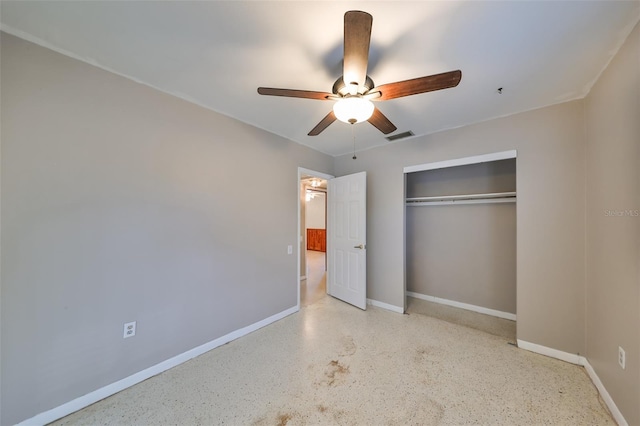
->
<box><xmin>2</xmin><ymin>1</ymin><xmax>639</xmax><ymax>156</ymax></box>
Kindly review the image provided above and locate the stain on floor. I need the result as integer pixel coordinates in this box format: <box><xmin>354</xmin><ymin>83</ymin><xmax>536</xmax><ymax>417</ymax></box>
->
<box><xmin>338</xmin><ymin>335</ymin><xmax>357</xmax><ymax>357</ymax></box>
<box><xmin>275</xmin><ymin>412</ymin><xmax>292</xmax><ymax>426</ymax></box>
<box><xmin>324</xmin><ymin>360</ymin><xmax>350</xmax><ymax>386</ymax></box>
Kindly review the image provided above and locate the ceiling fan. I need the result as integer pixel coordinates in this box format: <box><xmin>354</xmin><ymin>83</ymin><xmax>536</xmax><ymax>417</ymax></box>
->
<box><xmin>257</xmin><ymin>10</ymin><xmax>462</xmax><ymax>136</ymax></box>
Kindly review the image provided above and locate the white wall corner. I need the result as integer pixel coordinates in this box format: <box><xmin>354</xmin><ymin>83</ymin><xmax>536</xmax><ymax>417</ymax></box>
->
<box><xmin>366</xmin><ymin>298</ymin><xmax>405</xmax><ymax>314</ymax></box>
<box><xmin>517</xmin><ymin>340</ymin><xmax>627</xmax><ymax>426</ymax></box>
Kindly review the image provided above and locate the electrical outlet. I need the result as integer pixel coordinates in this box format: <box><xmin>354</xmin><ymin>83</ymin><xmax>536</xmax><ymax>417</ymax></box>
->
<box><xmin>123</xmin><ymin>321</ymin><xmax>136</xmax><ymax>339</ymax></box>
<box><xmin>618</xmin><ymin>346</ymin><xmax>625</xmax><ymax>369</ymax></box>
<box><xmin>287</xmin><ymin>245</ymin><xmax>293</xmax><ymax>254</ymax></box>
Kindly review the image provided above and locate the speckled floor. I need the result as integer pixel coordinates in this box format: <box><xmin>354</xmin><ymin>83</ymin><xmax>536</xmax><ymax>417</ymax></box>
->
<box><xmin>52</xmin><ymin>293</ymin><xmax>614</xmax><ymax>425</ymax></box>
<box><xmin>300</xmin><ymin>250</ymin><xmax>326</xmax><ymax>307</ymax></box>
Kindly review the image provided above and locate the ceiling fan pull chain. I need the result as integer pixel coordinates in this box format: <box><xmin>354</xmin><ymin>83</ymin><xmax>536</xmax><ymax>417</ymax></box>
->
<box><xmin>352</xmin><ymin>123</ymin><xmax>357</xmax><ymax>160</ymax></box>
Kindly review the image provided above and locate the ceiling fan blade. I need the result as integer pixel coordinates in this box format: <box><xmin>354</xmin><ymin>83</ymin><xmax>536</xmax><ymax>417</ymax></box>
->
<box><xmin>343</xmin><ymin>11</ymin><xmax>373</xmax><ymax>89</ymax></box>
<box><xmin>368</xmin><ymin>107</ymin><xmax>397</xmax><ymax>134</ymax></box>
<box><xmin>308</xmin><ymin>111</ymin><xmax>337</xmax><ymax>136</ymax></box>
<box><xmin>372</xmin><ymin>70</ymin><xmax>462</xmax><ymax>101</ymax></box>
<box><xmin>257</xmin><ymin>87</ymin><xmax>333</xmax><ymax>100</ymax></box>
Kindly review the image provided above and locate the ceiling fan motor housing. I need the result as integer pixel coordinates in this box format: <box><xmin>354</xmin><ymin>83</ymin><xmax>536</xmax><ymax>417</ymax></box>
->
<box><xmin>333</xmin><ymin>75</ymin><xmax>375</xmax><ymax>96</ymax></box>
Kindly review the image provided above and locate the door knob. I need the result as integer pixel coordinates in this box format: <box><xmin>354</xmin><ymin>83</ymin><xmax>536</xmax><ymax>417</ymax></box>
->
<box><xmin>354</xmin><ymin>244</ymin><xmax>366</xmax><ymax>249</ymax></box>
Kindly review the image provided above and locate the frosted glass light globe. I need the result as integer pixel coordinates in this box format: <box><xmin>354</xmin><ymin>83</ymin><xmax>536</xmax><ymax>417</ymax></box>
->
<box><xmin>333</xmin><ymin>97</ymin><xmax>374</xmax><ymax>124</ymax></box>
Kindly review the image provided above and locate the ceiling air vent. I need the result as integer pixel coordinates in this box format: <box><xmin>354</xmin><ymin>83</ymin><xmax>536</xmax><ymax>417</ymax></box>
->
<box><xmin>385</xmin><ymin>131</ymin><xmax>414</xmax><ymax>142</ymax></box>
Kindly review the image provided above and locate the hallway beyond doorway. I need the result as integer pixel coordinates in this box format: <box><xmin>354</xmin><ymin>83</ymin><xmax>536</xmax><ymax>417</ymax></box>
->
<box><xmin>301</xmin><ymin>250</ymin><xmax>326</xmax><ymax>306</ymax></box>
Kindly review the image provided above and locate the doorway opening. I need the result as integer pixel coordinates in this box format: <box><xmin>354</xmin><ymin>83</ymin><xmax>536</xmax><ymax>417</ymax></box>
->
<box><xmin>298</xmin><ymin>168</ymin><xmax>333</xmax><ymax>308</ymax></box>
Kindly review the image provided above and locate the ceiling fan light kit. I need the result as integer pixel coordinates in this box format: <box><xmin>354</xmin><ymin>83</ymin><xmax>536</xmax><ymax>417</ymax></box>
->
<box><xmin>333</xmin><ymin>97</ymin><xmax>375</xmax><ymax>124</ymax></box>
<box><xmin>257</xmin><ymin>10</ymin><xmax>462</xmax><ymax>139</ymax></box>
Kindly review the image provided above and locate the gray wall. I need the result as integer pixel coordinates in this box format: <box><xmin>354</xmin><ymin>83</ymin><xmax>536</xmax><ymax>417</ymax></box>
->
<box><xmin>406</xmin><ymin>203</ymin><xmax>516</xmax><ymax>314</ymax></box>
<box><xmin>0</xmin><ymin>33</ymin><xmax>333</xmax><ymax>425</ymax></box>
<box><xmin>335</xmin><ymin>100</ymin><xmax>586</xmax><ymax>355</ymax></box>
<box><xmin>405</xmin><ymin>161</ymin><xmax>516</xmax><ymax>313</ymax></box>
<box><xmin>584</xmin><ymin>21</ymin><xmax>639</xmax><ymax>426</ymax></box>
<box><xmin>405</xmin><ymin>159</ymin><xmax>516</xmax><ymax>198</ymax></box>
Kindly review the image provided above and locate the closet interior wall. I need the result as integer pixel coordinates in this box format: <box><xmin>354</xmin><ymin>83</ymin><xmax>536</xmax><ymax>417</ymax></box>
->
<box><xmin>405</xmin><ymin>159</ymin><xmax>517</xmax><ymax>315</ymax></box>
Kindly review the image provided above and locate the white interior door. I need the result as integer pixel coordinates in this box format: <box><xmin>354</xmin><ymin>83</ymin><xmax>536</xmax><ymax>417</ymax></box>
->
<box><xmin>327</xmin><ymin>172</ymin><xmax>366</xmax><ymax>310</ymax></box>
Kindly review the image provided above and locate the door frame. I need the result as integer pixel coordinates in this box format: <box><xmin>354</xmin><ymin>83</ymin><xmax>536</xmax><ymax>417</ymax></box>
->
<box><xmin>297</xmin><ymin>167</ymin><xmax>334</xmax><ymax>310</ymax></box>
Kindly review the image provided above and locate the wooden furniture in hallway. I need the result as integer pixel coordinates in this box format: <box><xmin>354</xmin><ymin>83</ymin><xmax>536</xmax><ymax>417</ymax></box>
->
<box><xmin>306</xmin><ymin>228</ymin><xmax>326</xmax><ymax>252</ymax></box>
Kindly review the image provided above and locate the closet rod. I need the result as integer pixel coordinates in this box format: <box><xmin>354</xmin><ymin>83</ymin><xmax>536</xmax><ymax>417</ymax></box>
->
<box><xmin>406</xmin><ymin>198</ymin><xmax>516</xmax><ymax>207</ymax></box>
<box><xmin>406</xmin><ymin>191</ymin><xmax>516</xmax><ymax>202</ymax></box>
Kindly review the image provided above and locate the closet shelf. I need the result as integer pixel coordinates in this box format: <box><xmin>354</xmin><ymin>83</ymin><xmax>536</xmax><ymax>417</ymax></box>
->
<box><xmin>406</xmin><ymin>191</ymin><xmax>516</xmax><ymax>206</ymax></box>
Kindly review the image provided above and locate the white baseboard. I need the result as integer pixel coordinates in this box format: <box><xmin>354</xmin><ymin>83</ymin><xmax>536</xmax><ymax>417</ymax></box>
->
<box><xmin>17</xmin><ymin>303</ymin><xmax>627</xmax><ymax>426</ymax></box>
<box><xmin>17</xmin><ymin>305</ymin><xmax>300</xmax><ymax>426</ymax></box>
<box><xmin>516</xmin><ymin>339</ymin><xmax>582</xmax><ymax>365</ymax></box>
<box><xmin>582</xmin><ymin>359</ymin><xmax>627</xmax><ymax>426</ymax></box>
<box><xmin>406</xmin><ymin>291</ymin><xmax>517</xmax><ymax>321</ymax></box>
<box><xmin>517</xmin><ymin>339</ymin><xmax>627</xmax><ymax>426</ymax></box>
<box><xmin>367</xmin><ymin>298</ymin><xmax>405</xmax><ymax>314</ymax></box>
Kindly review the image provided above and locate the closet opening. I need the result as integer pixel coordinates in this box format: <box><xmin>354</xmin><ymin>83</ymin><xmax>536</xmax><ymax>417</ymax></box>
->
<box><xmin>404</xmin><ymin>151</ymin><xmax>517</xmax><ymax>341</ymax></box>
